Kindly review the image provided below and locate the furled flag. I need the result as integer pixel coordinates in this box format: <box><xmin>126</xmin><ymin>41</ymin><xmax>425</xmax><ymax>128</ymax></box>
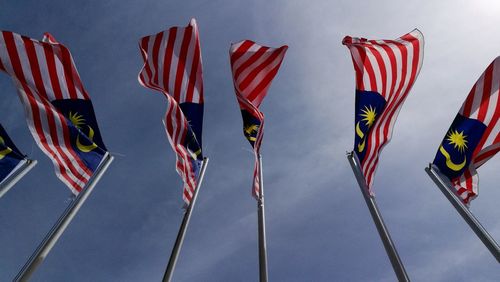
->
<box><xmin>138</xmin><ymin>19</ymin><xmax>204</xmax><ymax>205</ymax></box>
<box><xmin>0</xmin><ymin>123</ymin><xmax>27</xmax><ymax>183</ymax></box>
<box><xmin>343</xmin><ymin>29</ymin><xmax>424</xmax><ymax>193</ymax></box>
<box><xmin>229</xmin><ymin>40</ymin><xmax>287</xmax><ymax>197</ymax></box>
<box><xmin>432</xmin><ymin>57</ymin><xmax>499</xmax><ymax>204</ymax></box>
<box><xmin>0</xmin><ymin>31</ymin><xmax>108</xmax><ymax>194</ymax></box>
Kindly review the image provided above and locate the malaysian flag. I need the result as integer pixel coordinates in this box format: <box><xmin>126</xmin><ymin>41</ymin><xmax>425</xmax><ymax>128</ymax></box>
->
<box><xmin>433</xmin><ymin>57</ymin><xmax>500</xmax><ymax>204</ymax></box>
<box><xmin>229</xmin><ymin>40</ymin><xmax>287</xmax><ymax>197</ymax></box>
<box><xmin>343</xmin><ymin>29</ymin><xmax>424</xmax><ymax>193</ymax></box>
<box><xmin>0</xmin><ymin>123</ymin><xmax>27</xmax><ymax>183</ymax></box>
<box><xmin>138</xmin><ymin>19</ymin><xmax>204</xmax><ymax>205</ymax></box>
<box><xmin>0</xmin><ymin>31</ymin><xmax>108</xmax><ymax>194</ymax></box>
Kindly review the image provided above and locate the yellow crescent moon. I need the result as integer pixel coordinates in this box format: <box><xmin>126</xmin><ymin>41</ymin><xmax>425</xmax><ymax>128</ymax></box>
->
<box><xmin>355</xmin><ymin>121</ymin><xmax>364</xmax><ymax>138</ymax></box>
<box><xmin>357</xmin><ymin>139</ymin><xmax>366</xmax><ymax>152</ymax></box>
<box><xmin>76</xmin><ymin>126</ymin><xmax>98</xmax><ymax>153</ymax></box>
<box><xmin>439</xmin><ymin>145</ymin><xmax>467</xmax><ymax>171</ymax></box>
<box><xmin>0</xmin><ymin>136</ymin><xmax>12</xmax><ymax>160</ymax></box>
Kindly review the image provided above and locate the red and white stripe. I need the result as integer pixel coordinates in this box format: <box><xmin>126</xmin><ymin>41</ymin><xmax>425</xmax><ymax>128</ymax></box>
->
<box><xmin>453</xmin><ymin>57</ymin><xmax>500</xmax><ymax>204</ymax></box>
<box><xmin>229</xmin><ymin>40</ymin><xmax>287</xmax><ymax>197</ymax></box>
<box><xmin>0</xmin><ymin>31</ymin><xmax>101</xmax><ymax>194</ymax></box>
<box><xmin>343</xmin><ymin>29</ymin><xmax>424</xmax><ymax>192</ymax></box>
<box><xmin>138</xmin><ymin>19</ymin><xmax>203</xmax><ymax>204</ymax></box>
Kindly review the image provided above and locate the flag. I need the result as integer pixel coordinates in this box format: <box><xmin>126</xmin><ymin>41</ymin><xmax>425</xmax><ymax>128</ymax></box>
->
<box><xmin>343</xmin><ymin>29</ymin><xmax>424</xmax><ymax>193</ymax></box>
<box><xmin>0</xmin><ymin>123</ymin><xmax>27</xmax><ymax>183</ymax></box>
<box><xmin>229</xmin><ymin>40</ymin><xmax>287</xmax><ymax>197</ymax></box>
<box><xmin>432</xmin><ymin>57</ymin><xmax>499</xmax><ymax>204</ymax></box>
<box><xmin>138</xmin><ymin>19</ymin><xmax>204</xmax><ymax>205</ymax></box>
<box><xmin>0</xmin><ymin>31</ymin><xmax>108</xmax><ymax>194</ymax></box>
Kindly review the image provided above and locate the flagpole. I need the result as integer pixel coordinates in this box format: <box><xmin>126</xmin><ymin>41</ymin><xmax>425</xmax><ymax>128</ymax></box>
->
<box><xmin>347</xmin><ymin>152</ymin><xmax>409</xmax><ymax>281</ymax></box>
<box><xmin>163</xmin><ymin>157</ymin><xmax>209</xmax><ymax>282</ymax></box>
<box><xmin>425</xmin><ymin>164</ymin><xmax>500</xmax><ymax>263</ymax></box>
<box><xmin>257</xmin><ymin>153</ymin><xmax>268</xmax><ymax>282</ymax></box>
<box><xmin>0</xmin><ymin>159</ymin><xmax>37</xmax><ymax>199</ymax></box>
<box><xmin>14</xmin><ymin>153</ymin><xmax>114</xmax><ymax>282</ymax></box>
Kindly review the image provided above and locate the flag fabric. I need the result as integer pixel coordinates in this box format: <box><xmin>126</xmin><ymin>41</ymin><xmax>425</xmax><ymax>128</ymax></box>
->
<box><xmin>0</xmin><ymin>123</ymin><xmax>27</xmax><ymax>183</ymax></box>
<box><xmin>229</xmin><ymin>40</ymin><xmax>287</xmax><ymax>198</ymax></box>
<box><xmin>432</xmin><ymin>57</ymin><xmax>500</xmax><ymax>204</ymax></box>
<box><xmin>343</xmin><ymin>29</ymin><xmax>424</xmax><ymax>193</ymax></box>
<box><xmin>138</xmin><ymin>19</ymin><xmax>204</xmax><ymax>205</ymax></box>
<box><xmin>0</xmin><ymin>31</ymin><xmax>108</xmax><ymax>194</ymax></box>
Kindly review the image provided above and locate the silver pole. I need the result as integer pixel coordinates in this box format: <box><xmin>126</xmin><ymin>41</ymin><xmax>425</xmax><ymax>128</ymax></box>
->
<box><xmin>0</xmin><ymin>159</ymin><xmax>37</xmax><ymax>199</ymax></box>
<box><xmin>347</xmin><ymin>152</ymin><xmax>409</xmax><ymax>282</ymax></box>
<box><xmin>163</xmin><ymin>157</ymin><xmax>209</xmax><ymax>282</ymax></box>
<box><xmin>425</xmin><ymin>164</ymin><xmax>500</xmax><ymax>263</ymax></box>
<box><xmin>14</xmin><ymin>153</ymin><xmax>114</xmax><ymax>282</ymax></box>
<box><xmin>257</xmin><ymin>154</ymin><xmax>268</xmax><ymax>282</ymax></box>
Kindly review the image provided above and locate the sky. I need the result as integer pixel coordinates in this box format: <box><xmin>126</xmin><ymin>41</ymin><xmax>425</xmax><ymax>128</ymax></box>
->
<box><xmin>0</xmin><ymin>0</ymin><xmax>499</xmax><ymax>281</ymax></box>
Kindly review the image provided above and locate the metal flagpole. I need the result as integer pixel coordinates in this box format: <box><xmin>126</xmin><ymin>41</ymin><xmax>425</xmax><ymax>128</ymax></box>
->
<box><xmin>163</xmin><ymin>157</ymin><xmax>209</xmax><ymax>282</ymax></box>
<box><xmin>425</xmin><ymin>164</ymin><xmax>500</xmax><ymax>263</ymax></box>
<box><xmin>0</xmin><ymin>159</ymin><xmax>37</xmax><ymax>199</ymax></box>
<box><xmin>257</xmin><ymin>153</ymin><xmax>268</xmax><ymax>282</ymax></box>
<box><xmin>14</xmin><ymin>153</ymin><xmax>114</xmax><ymax>282</ymax></box>
<box><xmin>347</xmin><ymin>152</ymin><xmax>409</xmax><ymax>282</ymax></box>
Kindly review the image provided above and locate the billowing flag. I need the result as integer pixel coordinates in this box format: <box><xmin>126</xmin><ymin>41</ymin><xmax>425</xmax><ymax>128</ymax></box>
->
<box><xmin>343</xmin><ymin>29</ymin><xmax>424</xmax><ymax>193</ymax></box>
<box><xmin>229</xmin><ymin>40</ymin><xmax>287</xmax><ymax>197</ymax></box>
<box><xmin>433</xmin><ymin>57</ymin><xmax>499</xmax><ymax>204</ymax></box>
<box><xmin>0</xmin><ymin>31</ymin><xmax>108</xmax><ymax>194</ymax></box>
<box><xmin>138</xmin><ymin>19</ymin><xmax>204</xmax><ymax>205</ymax></box>
<box><xmin>0</xmin><ymin>123</ymin><xmax>26</xmax><ymax>183</ymax></box>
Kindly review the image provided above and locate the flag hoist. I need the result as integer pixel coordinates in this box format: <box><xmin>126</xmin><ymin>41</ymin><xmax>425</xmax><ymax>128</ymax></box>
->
<box><xmin>0</xmin><ymin>31</ymin><xmax>113</xmax><ymax>281</ymax></box>
<box><xmin>426</xmin><ymin>57</ymin><xmax>500</xmax><ymax>262</ymax></box>
<box><xmin>229</xmin><ymin>39</ymin><xmax>287</xmax><ymax>282</ymax></box>
<box><xmin>138</xmin><ymin>19</ymin><xmax>208</xmax><ymax>282</ymax></box>
<box><xmin>344</xmin><ymin>29</ymin><xmax>424</xmax><ymax>281</ymax></box>
<box><xmin>0</xmin><ymin>123</ymin><xmax>37</xmax><ymax>199</ymax></box>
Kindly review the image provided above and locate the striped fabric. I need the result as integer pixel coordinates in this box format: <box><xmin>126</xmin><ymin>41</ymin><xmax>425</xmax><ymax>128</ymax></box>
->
<box><xmin>435</xmin><ymin>57</ymin><xmax>499</xmax><ymax>204</ymax></box>
<box><xmin>0</xmin><ymin>31</ymin><xmax>107</xmax><ymax>194</ymax></box>
<box><xmin>343</xmin><ymin>29</ymin><xmax>424</xmax><ymax>192</ymax></box>
<box><xmin>138</xmin><ymin>19</ymin><xmax>204</xmax><ymax>205</ymax></box>
<box><xmin>229</xmin><ymin>40</ymin><xmax>287</xmax><ymax>197</ymax></box>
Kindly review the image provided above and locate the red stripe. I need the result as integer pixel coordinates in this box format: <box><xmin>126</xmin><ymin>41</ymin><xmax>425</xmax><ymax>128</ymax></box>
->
<box><xmin>185</xmin><ymin>32</ymin><xmax>200</xmax><ymax>103</ymax></box>
<box><xmin>162</xmin><ymin>28</ymin><xmax>177</xmax><ymax>93</ymax></box>
<box><xmin>151</xmin><ymin>31</ymin><xmax>164</xmax><ymax>86</ymax></box>
<box><xmin>380</xmin><ymin>43</ymin><xmax>397</xmax><ymax>100</ymax></box>
<box><xmin>241</xmin><ymin>48</ymin><xmax>283</xmax><ymax>95</ymax></box>
<box><xmin>233</xmin><ymin>46</ymin><xmax>269</xmax><ymax>83</ymax></box>
<box><xmin>358</xmin><ymin>45</ymin><xmax>377</xmax><ymax>92</ymax></box>
<box><xmin>367</xmin><ymin>46</ymin><xmax>387</xmax><ymax>97</ymax></box>
<box><xmin>476</xmin><ymin>63</ymin><xmax>493</xmax><ymax>123</ymax></box>
<box><xmin>60</xmin><ymin>45</ymin><xmax>78</xmax><ymax>99</ymax></box>
<box><xmin>0</xmin><ymin>57</ymin><xmax>5</xmax><ymax>71</ymax></box>
<box><xmin>3</xmin><ymin>32</ymin><xmax>82</xmax><ymax>189</ymax></box>
<box><xmin>140</xmin><ymin>37</ymin><xmax>153</xmax><ymax>85</ymax></box>
<box><xmin>230</xmin><ymin>40</ymin><xmax>254</xmax><ymax>66</ymax></box>
<box><xmin>173</xmin><ymin>26</ymin><xmax>192</xmax><ymax>101</ymax></box>
<box><xmin>43</xmin><ymin>44</ymin><xmax>64</xmax><ymax>100</ymax></box>
<box><xmin>462</xmin><ymin>85</ymin><xmax>475</xmax><ymax>117</ymax></box>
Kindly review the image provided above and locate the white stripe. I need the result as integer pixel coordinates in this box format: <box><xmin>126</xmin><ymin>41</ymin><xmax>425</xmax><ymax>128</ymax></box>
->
<box><xmin>482</xmin><ymin>61</ymin><xmax>499</xmax><ymax>124</ymax></box>
<box><xmin>364</xmin><ymin>48</ymin><xmax>382</xmax><ymax>94</ymax></box>
<box><xmin>468</xmin><ymin>71</ymin><xmax>485</xmax><ymax>120</ymax></box>
<box><xmin>155</xmin><ymin>31</ymin><xmax>167</xmax><ymax>91</ymax></box>
<box><xmin>234</xmin><ymin>47</ymin><xmax>274</xmax><ymax>92</ymax></box>
<box><xmin>169</xmin><ymin>28</ymin><xmax>184</xmax><ymax>98</ymax></box>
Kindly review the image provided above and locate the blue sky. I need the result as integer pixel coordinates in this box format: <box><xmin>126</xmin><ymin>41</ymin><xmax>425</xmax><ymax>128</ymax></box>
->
<box><xmin>1</xmin><ymin>0</ymin><xmax>500</xmax><ymax>281</ymax></box>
